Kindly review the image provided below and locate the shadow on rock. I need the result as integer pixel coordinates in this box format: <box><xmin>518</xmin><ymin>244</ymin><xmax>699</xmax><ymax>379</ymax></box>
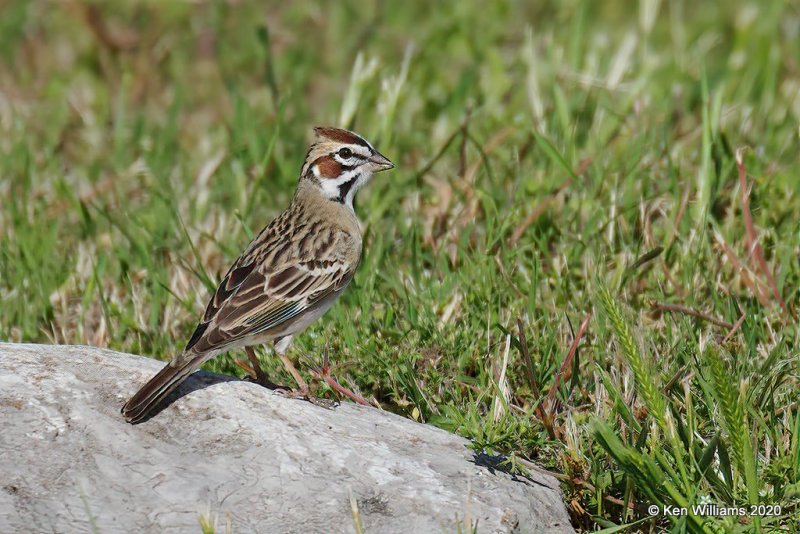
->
<box><xmin>472</xmin><ymin>451</ymin><xmax>556</xmax><ymax>490</ymax></box>
<box><xmin>126</xmin><ymin>370</ymin><xmax>240</xmax><ymax>424</ymax></box>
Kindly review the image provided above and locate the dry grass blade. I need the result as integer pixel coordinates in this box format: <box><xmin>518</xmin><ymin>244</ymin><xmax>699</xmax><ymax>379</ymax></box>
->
<box><xmin>536</xmin><ymin>313</ymin><xmax>591</xmax><ymax>440</ymax></box>
<box><xmin>457</xmin><ymin>105</ymin><xmax>473</xmax><ymax>176</ymax></box>
<box><xmin>651</xmin><ymin>302</ymin><xmax>734</xmax><ymax>330</ymax></box>
<box><xmin>492</xmin><ymin>334</ymin><xmax>512</xmax><ymax>422</ymax></box>
<box><xmin>714</xmin><ymin>231</ymin><xmax>772</xmax><ymax>308</ymax></box>
<box><xmin>545</xmin><ymin>313</ymin><xmax>591</xmax><ymax>405</ymax></box>
<box><xmin>349</xmin><ymin>488</ymin><xmax>364</xmax><ymax>534</ymax></box>
<box><xmin>80</xmin><ymin>4</ymin><xmax>140</xmax><ymax>51</ymax></box>
<box><xmin>736</xmin><ymin>148</ymin><xmax>789</xmax><ymax>317</ymax></box>
<box><xmin>670</xmin><ymin>178</ymin><xmax>692</xmax><ymax>241</ymax></box>
<box><xmin>720</xmin><ymin>312</ymin><xmax>746</xmax><ymax>345</ymax></box>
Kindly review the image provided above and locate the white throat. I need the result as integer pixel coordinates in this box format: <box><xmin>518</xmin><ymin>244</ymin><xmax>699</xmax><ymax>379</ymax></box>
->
<box><xmin>314</xmin><ymin>167</ymin><xmax>373</xmax><ymax>210</ymax></box>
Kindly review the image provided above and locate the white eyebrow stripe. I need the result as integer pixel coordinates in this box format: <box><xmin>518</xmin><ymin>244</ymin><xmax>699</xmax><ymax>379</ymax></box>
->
<box><xmin>336</xmin><ymin>144</ymin><xmax>371</xmax><ymax>158</ymax></box>
<box><xmin>353</xmin><ymin>144</ymin><xmax>372</xmax><ymax>155</ymax></box>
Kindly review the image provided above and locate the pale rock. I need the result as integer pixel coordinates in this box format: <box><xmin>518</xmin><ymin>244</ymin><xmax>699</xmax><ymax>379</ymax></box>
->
<box><xmin>0</xmin><ymin>343</ymin><xmax>574</xmax><ymax>533</ymax></box>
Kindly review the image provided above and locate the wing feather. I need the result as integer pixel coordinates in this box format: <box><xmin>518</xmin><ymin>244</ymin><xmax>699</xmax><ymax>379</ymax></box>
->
<box><xmin>185</xmin><ymin>228</ymin><xmax>358</xmax><ymax>355</ymax></box>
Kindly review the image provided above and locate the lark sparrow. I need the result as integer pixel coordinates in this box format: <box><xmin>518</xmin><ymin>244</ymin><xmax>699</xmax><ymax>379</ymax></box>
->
<box><xmin>122</xmin><ymin>127</ymin><xmax>394</xmax><ymax>423</ymax></box>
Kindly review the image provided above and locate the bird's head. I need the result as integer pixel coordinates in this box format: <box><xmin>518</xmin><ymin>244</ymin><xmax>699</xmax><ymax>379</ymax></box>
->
<box><xmin>300</xmin><ymin>127</ymin><xmax>394</xmax><ymax>209</ymax></box>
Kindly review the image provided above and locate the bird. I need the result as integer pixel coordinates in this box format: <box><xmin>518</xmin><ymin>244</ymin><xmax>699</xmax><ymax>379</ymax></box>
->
<box><xmin>122</xmin><ymin>126</ymin><xmax>394</xmax><ymax>423</ymax></box>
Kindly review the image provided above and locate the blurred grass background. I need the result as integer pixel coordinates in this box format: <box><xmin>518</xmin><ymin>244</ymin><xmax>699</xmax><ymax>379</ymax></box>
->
<box><xmin>1</xmin><ymin>0</ymin><xmax>799</xmax><ymax>531</ymax></box>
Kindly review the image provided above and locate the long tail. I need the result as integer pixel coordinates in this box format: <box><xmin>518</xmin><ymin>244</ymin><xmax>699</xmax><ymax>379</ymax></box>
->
<box><xmin>121</xmin><ymin>353</ymin><xmax>208</xmax><ymax>423</ymax></box>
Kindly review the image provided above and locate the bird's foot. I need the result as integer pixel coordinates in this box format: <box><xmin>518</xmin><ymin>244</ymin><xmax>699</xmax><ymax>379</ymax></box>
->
<box><xmin>274</xmin><ymin>385</ymin><xmax>338</xmax><ymax>409</ymax></box>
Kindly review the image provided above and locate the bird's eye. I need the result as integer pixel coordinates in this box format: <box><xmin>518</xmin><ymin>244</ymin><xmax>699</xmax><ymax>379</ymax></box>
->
<box><xmin>338</xmin><ymin>147</ymin><xmax>353</xmax><ymax>159</ymax></box>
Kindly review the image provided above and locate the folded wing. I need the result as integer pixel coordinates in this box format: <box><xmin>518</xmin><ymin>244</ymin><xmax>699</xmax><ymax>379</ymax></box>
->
<box><xmin>184</xmin><ymin>233</ymin><xmax>357</xmax><ymax>356</ymax></box>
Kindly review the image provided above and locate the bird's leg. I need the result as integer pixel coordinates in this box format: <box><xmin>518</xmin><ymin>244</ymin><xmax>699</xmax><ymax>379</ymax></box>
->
<box><xmin>309</xmin><ymin>346</ymin><xmax>371</xmax><ymax>406</ymax></box>
<box><xmin>245</xmin><ymin>346</ymin><xmax>270</xmax><ymax>385</ymax></box>
<box><xmin>272</xmin><ymin>336</ymin><xmax>311</xmax><ymax>399</ymax></box>
<box><xmin>236</xmin><ymin>346</ymin><xmax>281</xmax><ymax>389</ymax></box>
<box><xmin>234</xmin><ymin>351</ymin><xmax>258</xmax><ymax>381</ymax></box>
<box><xmin>272</xmin><ymin>337</ymin><xmax>340</xmax><ymax>408</ymax></box>
<box><xmin>277</xmin><ymin>354</ymin><xmax>338</xmax><ymax>408</ymax></box>
<box><xmin>277</xmin><ymin>353</ymin><xmax>309</xmax><ymax>394</ymax></box>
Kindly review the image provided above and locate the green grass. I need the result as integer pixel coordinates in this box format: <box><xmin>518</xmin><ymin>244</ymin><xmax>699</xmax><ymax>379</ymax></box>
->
<box><xmin>1</xmin><ymin>1</ymin><xmax>799</xmax><ymax>531</ymax></box>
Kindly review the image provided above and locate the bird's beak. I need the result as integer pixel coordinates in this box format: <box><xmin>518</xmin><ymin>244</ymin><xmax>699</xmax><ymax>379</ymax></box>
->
<box><xmin>369</xmin><ymin>152</ymin><xmax>394</xmax><ymax>172</ymax></box>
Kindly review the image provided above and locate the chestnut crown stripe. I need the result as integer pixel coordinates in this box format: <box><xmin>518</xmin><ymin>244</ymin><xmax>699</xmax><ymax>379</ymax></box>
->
<box><xmin>313</xmin><ymin>126</ymin><xmax>371</xmax><ymax>148</ymax></box>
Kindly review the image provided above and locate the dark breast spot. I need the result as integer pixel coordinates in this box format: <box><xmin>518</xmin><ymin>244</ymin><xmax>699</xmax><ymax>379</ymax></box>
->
<box><xmin>335</xmin><ymin>176</ymin><xmax>358</xmax><ymax>203</ymax></box>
